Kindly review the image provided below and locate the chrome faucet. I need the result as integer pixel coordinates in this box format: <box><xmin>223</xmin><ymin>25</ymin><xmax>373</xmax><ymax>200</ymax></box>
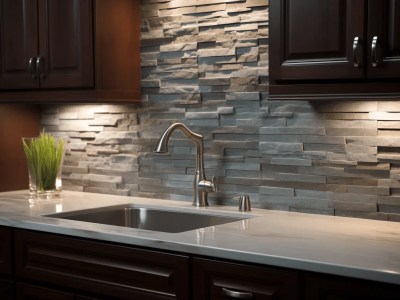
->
<box><xmin>154</xmin><ymin>122</ymin><xmax>217</xmax><ymax>207</ymax></box>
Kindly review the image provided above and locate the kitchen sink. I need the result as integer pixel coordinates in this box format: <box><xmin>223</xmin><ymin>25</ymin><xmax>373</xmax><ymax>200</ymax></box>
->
<box><xmin>46</xmin><ymin>204</ymin><xmax>249</xmax><ymax>233</ymax></box>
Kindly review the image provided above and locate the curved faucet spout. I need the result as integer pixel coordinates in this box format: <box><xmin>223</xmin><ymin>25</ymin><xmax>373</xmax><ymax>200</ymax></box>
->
<box><xmin>153</xmin><ymin>122</ymin><xmax>216</xmax><ymax>207</ymax></box>
<box><xmin>154</xmin><ymin>123</ymin><xmax>202</xmax><ymax>151</ymax></box>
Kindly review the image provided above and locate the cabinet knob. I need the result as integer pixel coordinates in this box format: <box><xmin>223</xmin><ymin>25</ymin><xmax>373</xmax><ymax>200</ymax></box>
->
<box><xmin>371</xmin><ymin>36</ymin><xmax>379</xmax><ymax>67</ymax></box>
<box><xmin>352</xmin><ymin>37</ymin><xmax>360</xmax><ymax>68</ymax></box>
<box><xmin>222</xmin><ymin>287</ymin><xmax>254</xmax><ymax>299</ymax></box>
<box><xmin>28</xmin><ymin>57</ymin><xmax>37</xmax><ymax>79</ymax></box>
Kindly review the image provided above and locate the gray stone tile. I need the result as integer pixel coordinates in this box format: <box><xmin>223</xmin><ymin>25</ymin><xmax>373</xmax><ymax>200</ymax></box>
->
<box><xmin>270</xmin><ymin>158</ymin><xmax>312</xmax><ymax>166</ymax></box>
<box><xmin>278</xmin><ymin>173</ymin><xmax>326</xmax><ymax>184</ymax></box>
<box><xmin>260</xmin><ymin>186</ymin><xmax>294</xmax><ymax>196</ymax></box>
<box><xmin>260</xmin><ymin>127</ymin><xmax>325</xmax><ymax>135</ymax></box>
<box><xmin>260</xmin><ymin>142</ymin><xmax>303</xmax><ymax>153</ymax></box>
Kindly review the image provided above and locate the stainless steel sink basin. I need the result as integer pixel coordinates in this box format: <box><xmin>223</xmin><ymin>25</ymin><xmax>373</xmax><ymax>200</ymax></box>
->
<box><xmin>46</xmin><ymin>204</ymin><xmax>249</xmax><ymax>233</ymax></box>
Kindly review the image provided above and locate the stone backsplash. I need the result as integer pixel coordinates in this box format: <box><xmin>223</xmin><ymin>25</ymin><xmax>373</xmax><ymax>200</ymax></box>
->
<box><xmin>41</xmin><ymin>0</ymin><xmax>400</xmax><ymax>221</ymax></box>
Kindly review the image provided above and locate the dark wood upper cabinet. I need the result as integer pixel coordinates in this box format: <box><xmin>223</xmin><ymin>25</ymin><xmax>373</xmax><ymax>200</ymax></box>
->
<box><xmin>0</xmin><ymin>0</ymin><xmax>93</xmax><ymax>90</ymax></box>
<box><xmin>270</xmin><ymin>0</ymin><xmax>400</xmax><ymax>100</ymax></box>
<box><xmin>270</xmin><ymin>0</ymin><xmax>365</xmax><ymax>81</ymax></box>
<box><xmin>0</xmin><ymin>0</ymin><xmax>140</xmax><ymax>103</ymax></box>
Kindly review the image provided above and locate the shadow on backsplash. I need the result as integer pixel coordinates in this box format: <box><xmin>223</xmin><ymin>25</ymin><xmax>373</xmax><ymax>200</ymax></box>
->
<box><xmin>40</xmin><ymin>0</ymin><xmax>400</xmax><ymax>222</ymax></box>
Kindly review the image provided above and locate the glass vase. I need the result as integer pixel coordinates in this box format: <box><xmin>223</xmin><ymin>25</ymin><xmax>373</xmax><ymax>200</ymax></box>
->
<box><xmin>22</xmin><ymin>135</ymin><xmax>65</xmax><ymax>201</ymax></box>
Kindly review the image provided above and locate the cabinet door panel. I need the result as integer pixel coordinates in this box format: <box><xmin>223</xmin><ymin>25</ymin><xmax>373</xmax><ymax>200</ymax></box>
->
<box><xmin>15</xmin><ymin>230</ymin><xmax>189</xmax><ymax>299</ymax></box>
<box><xmin>270</xmin><ymin>0</ymin><xmax>365</xmax><ymax>81</ymax></box>
<box><xmin>0</xmin><ymin>0</ymin><xmax>39</xmax><ymax>89</ymax></box>
<box><xmin>38</xmin><ymin>0</ymin><xmax>94</xmax><ymax>88</ymax></box>
<box><xmin>367</xmin><ymin>0</ymin><xmax>400</xmax><ymax>78</ymax></box>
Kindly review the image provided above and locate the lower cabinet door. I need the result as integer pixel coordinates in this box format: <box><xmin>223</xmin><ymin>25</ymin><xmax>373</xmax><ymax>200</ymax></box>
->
<box><xmin>16</xmin><ymin>283</ymin><xmax>74</xmax><ymax>300</ymax></box>
<box><xmin>193</xmin><ymin>258</ymin><xmax>300</xmax><ymax>300</ymax></box>
<box><xmin>304</xmin><ymin>273</ymin><xmax>400</xmax><ymax>300</ymax></box>
<box><xmin>0</xmin><ymin>278</ymin><xmax>14</xmax><ymax>300</ymax></box>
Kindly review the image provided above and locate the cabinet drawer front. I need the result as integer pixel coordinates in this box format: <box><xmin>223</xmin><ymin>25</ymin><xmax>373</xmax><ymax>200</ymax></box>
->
<box><xmin>15</xmin><ymin>230</ymin><xmax>189</xmax><ymax>299</ymax></box>
<box><xmin>0</xmin><ymin>227</ymin><xmax>12</xmax><ymax>275</ymax></box>
<box><xmin>193</xmin><ymin>258</ymin><xmax>300</xmax><ymax>300</ymax></box>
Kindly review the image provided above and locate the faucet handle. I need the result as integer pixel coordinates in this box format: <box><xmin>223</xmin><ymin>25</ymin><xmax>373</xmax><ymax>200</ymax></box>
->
<box><xmin>198</xmin><ymin>176</ymin><xmax>217</xmax><ymax>192</ymax></box>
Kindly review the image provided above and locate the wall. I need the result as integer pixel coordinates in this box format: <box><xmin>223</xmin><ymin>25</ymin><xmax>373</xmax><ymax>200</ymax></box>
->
<box><xmin>41</xmin><ymin>0</ymin><xmax>400</xmax><ymax>221</ymax></box>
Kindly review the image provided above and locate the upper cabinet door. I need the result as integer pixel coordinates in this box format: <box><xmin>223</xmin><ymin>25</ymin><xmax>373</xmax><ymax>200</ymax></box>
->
<box><xmin>270</xmin><ymin>0</ymin><xmax>365</xmax><ymax>81</ymax></box>
<box><xmin>0</xmin><ymin>0</ymin><xmax>93</xmax><ymax>90</ymax></box>
<box><xmin>0</xmin><ymin>0</ymin><xmax>40</xmax><ymax>89</ymax></box>
<box><xmin>37</xmin><ymin>0</ymin><xmax>94</xmax><ymax>88</ymax></box>
<box><xmin>367</xmin><ymin>0</ymin><xmax>400</xmax><ymax>78</ymax></box>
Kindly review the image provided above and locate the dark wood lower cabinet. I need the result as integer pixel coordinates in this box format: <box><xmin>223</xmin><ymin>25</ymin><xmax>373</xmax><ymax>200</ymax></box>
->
<box><xmin>305</xmin><ymin>273</ymin><xmax>400</xmax><ymax>300</ymax></box>
<box><xmin>193</xmin><ymin>257</ymin><xmax>300</xmax><ymax>299</ymax></box>
<box><xmin>4</xmin><ymin>228</ymin><xmax>400</xmax><ymax>300</ymax></box>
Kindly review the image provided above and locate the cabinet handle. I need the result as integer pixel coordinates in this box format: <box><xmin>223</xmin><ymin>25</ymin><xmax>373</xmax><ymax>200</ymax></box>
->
<box><xmin>36</xmin><ymin>56</ymin><xmax>45</xmax><ymax>79</ymax></box>
<box><xmin>371</xmin><ymin>36</ymin><xmax>378</xmax><ymax>67</ymax></box>
<box><xmin>352</xmin><ymin>37</ymin><xmax>360</xmax><ymax>68</ymax></box>
<box><xmin>222</xmin><ymin>287</ymin><xmax>253</xmax><ymax>299</ymax></box>
<box><xmin>28</xmin><ymin>57</ymin><xmax>37</xmax><ymax>79</ymax></box>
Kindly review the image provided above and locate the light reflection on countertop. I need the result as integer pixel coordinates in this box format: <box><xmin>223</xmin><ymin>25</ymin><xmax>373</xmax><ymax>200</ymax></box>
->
<box><xmin>0</xmin><ymin>190</ymin><xmax>400</xmax><ymax>285</ymax></box>
<box><xmin>29</xmin><ymin>197</ymin><xmax>63</xmax><ymax>216</ymax></box>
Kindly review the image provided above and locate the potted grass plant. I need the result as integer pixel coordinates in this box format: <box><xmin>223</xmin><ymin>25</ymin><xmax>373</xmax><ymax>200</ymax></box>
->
<box><xmin>22</xmin><ymin>132</ymin><xmax>65</xmax><ymax>198</ymax></box>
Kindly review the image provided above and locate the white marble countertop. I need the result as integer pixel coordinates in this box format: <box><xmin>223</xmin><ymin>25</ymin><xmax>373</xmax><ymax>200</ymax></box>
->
<box><xmin>0</xmin><ymin>190</ymin><xmax>399</xmax><ymax>285</ymax></box>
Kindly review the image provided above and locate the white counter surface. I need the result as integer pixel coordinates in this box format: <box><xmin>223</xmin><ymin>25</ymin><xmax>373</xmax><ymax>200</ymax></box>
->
<box><xmin>0</xmin><ymin>190</ymin><xmax>399</xmax><ymax>285</ymax></box>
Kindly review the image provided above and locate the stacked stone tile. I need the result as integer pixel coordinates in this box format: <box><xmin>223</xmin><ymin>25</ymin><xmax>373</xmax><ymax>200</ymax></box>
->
<box><xmin>40</xmin><ymin>0</ymin><xmax>400</xmax><ymax>221</ymax></box>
